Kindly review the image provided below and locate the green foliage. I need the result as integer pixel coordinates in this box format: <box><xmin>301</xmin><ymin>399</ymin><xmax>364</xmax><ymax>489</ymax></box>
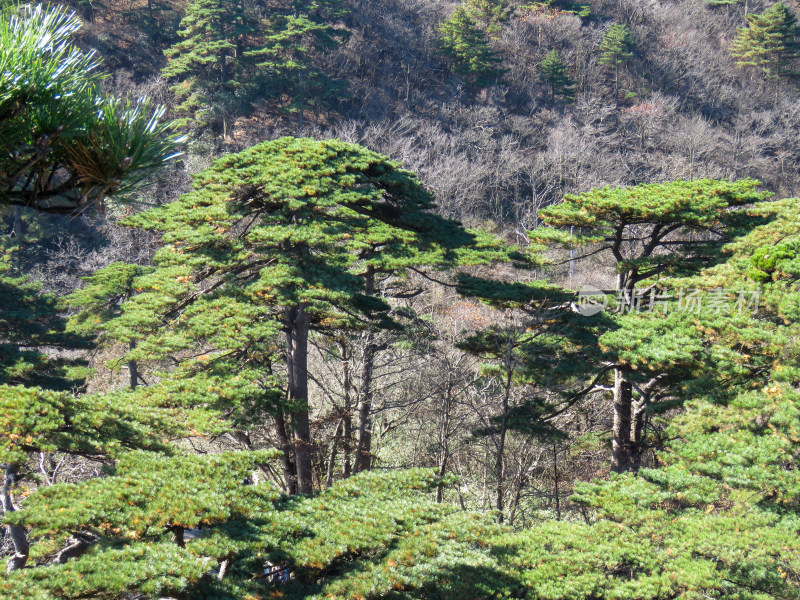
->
<box><xmin>67</xmin><ymin>262</ymin><xmax>154</xmax><ymax>338</ymax></box>
<box><xmin>0</xmin><ymin>385</ymin><xmax>202</xmax><ymax>463</ymax></box>
<box><xmin>540</xmin><ymin>49</ymin><xmax>575</xmax><ymax>102</ymax></box>
<box><xmin>163</xmin><ymin>0</ymin><xmax>347</xmax><ymax>130</ymax></box>
<box><xmin>463</xmin><ymin>0</ymin><xmax>513</xmax><ymax>37</ymax></box>
<box><xmin>0</xmin><ymin>3</ymin><xmax>179</xmax><ymax>211</ymax></box>
<box><xmin>525</xmin><ymin>0</ymin><xmax>591</xmax><ymax>18</ymax></box>
<box><xmin>598</xmin><ymin>23</ymin><xmax>636</xmax><ymax>67</ymax></box>
<box><xmin>500</xmin><ymin>383</ymin><xmax>800</xmax><ymax>600</ymax></box>
<box><xmin>245</xmin><ymin>0</ymin><xmax>348</xmax><ymax>113</ymax></box>
<box><xmin>5</xmin><ymin>464</ymin><xmax>516</xmax><ymax>600</ymax></box>
<box><xmin>162</xmin><ymin>0</ymin><xmax>257</xmax><ymax>130</ymax></box>
<box><xmin>749</xmin><ymin>242</ymin><xmax>799</xmax><ymax>281</ymax></box>
<box><xmin>5</xmin><ymin>182</ymin><xmax>800</xmax><ymax>599</ymax></box>
<box><xmin>8</xmin><ymin>358</ymin><xmax>800</xmax><ymax>598</ymax></box>
<box><xmin>0</xmin><ymin>234</ymin><xmax>91</xmax><ymax>389</ymax></box>
<box><xmin>731</xmin><ymin>2</ymin><xmax>800</xmax><ymax>79</ymax></box>
<box><xmin>81</xmin><ymin>137</ymin><xmax>499</xmax><ymax>493</ymax></box>
<box><xmin>494</xmin><ymin>202</ymin><xmax>800</xmax><ymax>592</ymax></box>
<box><xmin>438</xmin><ymin>6</ymin><xmax>505</xmax><ymax>87</ymax></box>
<box><xmin>115</xmin><ymin>135</ymin><xmax>480</xmax><ymax>355</ymax></box>
<box><xmin>535</xmin><ymin>178</ymin><xmax>768</xmax><ymax>248</ymax></box>
<box><xmin>0</xmin><ymin>270</ymin><xmax>90</xmax><ymax>390</ymax></box>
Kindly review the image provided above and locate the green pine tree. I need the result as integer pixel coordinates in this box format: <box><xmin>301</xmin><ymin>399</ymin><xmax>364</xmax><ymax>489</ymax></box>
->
<box><xmin>245</xmin><ymin>0</ymin><xmax>348</xmax><ymax>118</ymax></box>
<box><xmin>67</xmin><ymin>262</ymin><xmax>155</xmax><ymax>390</ymax></box>
<box><xmin>597</xmin><ymin>23</ymin><xmax>635</xmax><ymax>101</ymax></box>
<box><xmin>163</xmin><ymin>0</ymin><xmax>347</xmax><ymax>132</ymax></box>
<box><xmin>531</xmin><ymin>179</ymin><xmax>771</xmax><ymax>471</ymax></box>
<box><xmin>501</xmin><ymin>199</ymin><xmax>800</xmax><ymax>598</ymax></box>
<box><xmin>540</xmin><ymin>49</ymin><xmax>575</xmax><ymax>102</ymax></box>
<box><xmin>438</xmin><ymin>6</ymin><xmax>505</xmax><ymax>87</ymax></box>
<box><xmin>162</xmin><ymin>0</ymin><xmax>257</xmax><ymax>132</ymax></box>
<box><xmin>0</xmin><ymin>4</ymin><xmax>179</xmax><ymax>212</ymax></box>
<box><xmin>6</xmin><ymin>461</ymin><xmax>518</xmax><ymax>599</ymax></box>
<box><xmin>464</xmin><ymin>0</ymin><xmax>513</xmax><ymax>38</ymax></box>
<box><xmin>100</xmin><ymin>137</ymin><xmax>498</xmax><ymax>496</ymax></box>
<box><xmin>731</xmin><ymin>2</ymin><xmax>800</xmax><ymax>79</ymax></box>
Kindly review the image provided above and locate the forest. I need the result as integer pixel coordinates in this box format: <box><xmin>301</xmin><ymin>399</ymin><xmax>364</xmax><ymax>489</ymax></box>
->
<box><xmin>2</xmin><ymin>0</ymin><xmax>800</xmax><ymax>598</ymax></box>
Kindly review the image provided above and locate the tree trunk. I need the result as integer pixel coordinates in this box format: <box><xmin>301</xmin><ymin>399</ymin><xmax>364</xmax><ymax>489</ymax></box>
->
<box><xmin>630</xmin><ymin>397</ymin><xmax>647</xmax><ymax>470</ymax></box>
<box><xmin>274</xmin><ymin>411</ymin><xmax>297</xmax><ymax>495</ymax></box>
<box><xmin>325</xmin><ymin>419</ymin><xmax>343</xmax><ymax>488</ymax></box>
<box><xmin>353</xmin><ymin>267</ymin><xmax>377</xmax><ymax>474</ymax></box>
<box><xmin>496</xmin><ymin>335</ymin><xmax>513</xmax><ymax>523</ymax></box>
<box><xmin>552</xmin><ymin>442</ymin><xmax>562</xmax><ymax>520</ymax></box>
<box><xmin>129</xmin><ymin>340</ymin><xmax>138</xmax><ymax>390</ymax></box>
<box><xmin>2</xmin><ymin>463</ymin><xmax>29</xmax><ymax>573</ymax></box>
<box><xmin>341</xmin><ymin>342</ymin><xmax>353</xmax><ymax>478</ymax></box>
<box><xmin>435</xmin><ymin>368</ymin><xmax>455</xmax><ymax>503</ymax></box>
<box><xmin>611</xmin><ymin>368</ymin><xmax>634</xmax><ymax>472</ymax></box>
<box><xmin>286</xmin><ymin>304</ymin><xmax>313</xmax><ymax>495</ymax></box>
<box><xmin>352</xmin><ymin>334</ymin><xmax>376</xmax><ymax>474</ymax></box>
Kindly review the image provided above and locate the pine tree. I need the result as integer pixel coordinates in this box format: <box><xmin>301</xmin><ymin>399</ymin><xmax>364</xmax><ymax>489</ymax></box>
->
<box><xmin>438</xmin><ymin>6</ymin><xmax>505</xmax><ymax>87</ymax></box>
<box><xmin>598</xmin><ymin>23</ymin><xmax>635</xmax><ymax>66</ymax></box>
<box><xmin>5</xmin><ymin>463</ymin><xmax>517</xmax><ymax>599</ymax></box>
<box><xmin>464</xmin><ymin>0</ymin><xmax>512</xmax><ymax>38</ymax></box>
<box><xmin>492</xmin><ymin>196</ymin><xmax>800</xmax><ymax>599</ymax></box>
<box><xmin>0</xmin><ymin>4</ymin><xmax>179</xmax><ymax>212</ymax></box>
<box><xmin>598</xmin><ymin>23</ymin><xmax>635</xmax><ymax>102</ymax></box>
<box><xmin>731</xmin><ymin>2</ymin><xmax>800</xmax><ymax>79</ymax></box>
<box><xmin>162</xmin><ymin>0</ymin><xmax>256</xmax><ymax>132</ymax></box>
<box><xmin>0</xmin><ymin>242</ymin><xmax>85</xmax><ymax>572</ymax></box>
<box><xmin>531</xmin><ymin>179</ymin><xmax>771</xmax><ymax>471</ymax></box>
<box><xmin>455</xmin><ymin>321</ymin><xmax>568</xmax><ymax>522</ymax></box>
<box><xmin>528</xmin><ymin>0</ymin><xmax>592</xmax><ymax>18</ymax></box>
<box><xmin>103</xmin><ymin>137</ymin><xmax>496</xmax><ymax>496</ymax></box>
<box><xmin>245</xmin><ymin>0</ymin><xmax>348</xmax><ymax>118</ymax></box>
<box><xmin>5</xmin><ymin>195</ymin><xmax>800</xmax><ymax>600</ymax></box>
<box><xmin>163</xmin><ymin>0</ymin><xmax>347</xmax><ymax>132</ymax></box>
<box><xmin>67</xmin><ymin>262</ymin><xmax>155</xmax><ymax>390</ymax></box>
<box><xmin>452</xmin><ymin>267</ymin><xmax>590</xmax><ymax>522</ymax></box>
<box><xmin>500</xmin><ymin>385</ymin><xmax>800</xmax><ymax>600</ymax></box>
<box><xmin>540</xmin><ymin>49</ymin><xmax>575</xmax><ymax>102</ymax></box>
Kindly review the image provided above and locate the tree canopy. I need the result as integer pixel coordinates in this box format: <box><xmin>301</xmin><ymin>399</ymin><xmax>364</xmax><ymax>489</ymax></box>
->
<box><xmin>731</xmin><ymin>2</ymin><xmax>800</xmax><ymax>79</ymax></box>
<box><xmin>438</xmin><ymin>6</ymin><xmax>505</xmax><ymax>87</ymax></box>
<box><xmin>540</xmin><ymin>49</ymin><xmax>575</xmax><ymax>102</ymax></box>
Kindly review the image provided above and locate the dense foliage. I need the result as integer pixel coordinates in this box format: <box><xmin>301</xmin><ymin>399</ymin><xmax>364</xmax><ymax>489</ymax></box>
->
<box><xmin>731</xmin><ymin>2</ymin><xmax>800</xmax><ymax>80</ymax></box>
<box><xmin>3</xmin><ymin>2</ymin><xmax>800</xmax><ymax>600</ymax></box>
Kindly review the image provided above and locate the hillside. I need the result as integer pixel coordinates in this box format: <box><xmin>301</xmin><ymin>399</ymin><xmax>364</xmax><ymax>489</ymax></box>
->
<box><xmin>68</xmin><ymin>0</ymin><xmax>800</xmax><ymax>227</ymax></box>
